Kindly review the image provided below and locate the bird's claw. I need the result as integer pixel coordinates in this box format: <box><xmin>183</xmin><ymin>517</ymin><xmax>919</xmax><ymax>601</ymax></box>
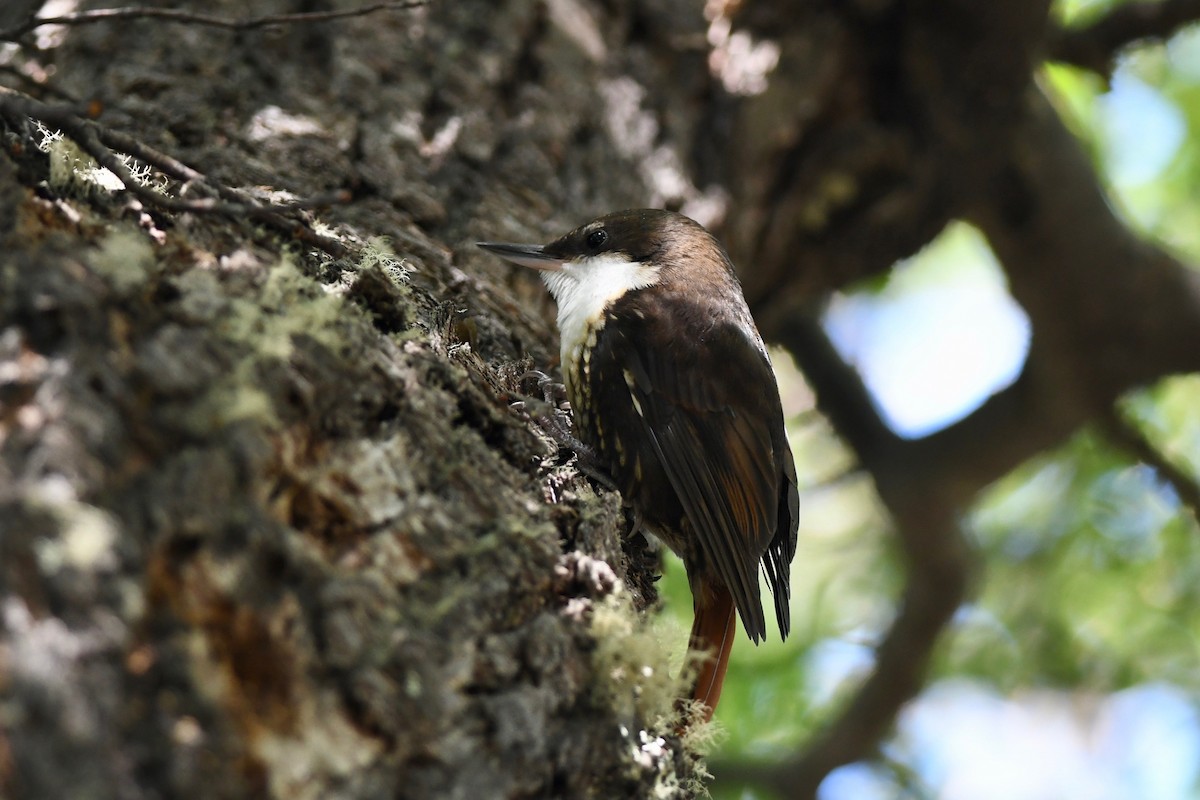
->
<box><xmin>520</xmin><ymin>369</ymin><xmax>568</xmax><ymax>405</ymax></box>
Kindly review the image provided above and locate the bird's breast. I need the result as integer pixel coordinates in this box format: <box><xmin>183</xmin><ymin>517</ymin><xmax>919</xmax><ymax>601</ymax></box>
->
<box><xmin>562</xmin><ymin>318</ymin><xmax>601</xmax><ymax>417</ymax></box>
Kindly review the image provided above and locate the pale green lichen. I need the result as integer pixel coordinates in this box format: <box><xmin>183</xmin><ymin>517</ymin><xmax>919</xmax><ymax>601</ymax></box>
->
<box><xmin>183</xmin><ymin>381</ymin><xmax>276</xmax><ymax>432</ymax></box>
<box><xmin>89</xmin><ymin>227</ymin><xmax>156</xmax><ymax>295</ymax></box>
<box><xmin>177</xmin><ymin>253</ymin><xmax>375</xmax><ymax>432</ymax></box>
<box><xmin>38</xmin><ymin>123</ymin><xmax>130</xmax><ymax>197</ymax></box>
<box><xmin>320</xmin><ymin>237</ymin><xmax>414</xmax><ymax>299</ymax></box>
<box><xmin>588</xmin><ymin>585</ymin><xmax>723</xmax><ymax>797</ymax></box>
<box><xmin>28</xmin><ymin>484</ymin><xmax>120</xmax><ymax>574</ymax></box>
<box><xmin>589</xmin><ymin>591</ymin><xmax>689</xmax><ymax>725</ymax></box>
<box><xmin>358</xmin><ymin>237</ymin><xmax>414</xmax><ymax>286</ymax></box>
<box><xmin>229</xmin><ymin>255</ymin><xmax>351</xmax><ymax>359</ymax></box>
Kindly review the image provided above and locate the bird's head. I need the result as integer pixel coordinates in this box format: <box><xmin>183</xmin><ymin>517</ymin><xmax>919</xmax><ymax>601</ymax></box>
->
<box><xmin>478</xmin><ymin>210</ymin><xmax>734</xmax><ymax>349</ymax></box>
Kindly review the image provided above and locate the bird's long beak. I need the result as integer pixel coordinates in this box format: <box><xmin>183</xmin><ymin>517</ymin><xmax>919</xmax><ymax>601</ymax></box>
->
<box><xmin>476</xmin><ymin>242</ymin><xmax>565</xmax><ymax>272</ymax></box>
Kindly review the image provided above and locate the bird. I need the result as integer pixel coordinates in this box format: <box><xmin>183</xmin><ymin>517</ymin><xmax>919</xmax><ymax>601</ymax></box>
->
<box><xmin>478</xmin><ymin>209</ymin><xmax>798</xmax><ymax>723</ymax></box>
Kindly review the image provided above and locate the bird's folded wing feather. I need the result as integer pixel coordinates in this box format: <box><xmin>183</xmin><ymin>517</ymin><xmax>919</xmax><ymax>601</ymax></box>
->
<box><xmin>621</xmin><ymin>322</ymin><xmax>784</xmax><ymax>642</ymax></box>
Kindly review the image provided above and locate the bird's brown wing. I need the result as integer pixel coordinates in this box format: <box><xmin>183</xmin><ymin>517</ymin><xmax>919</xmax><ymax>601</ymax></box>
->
<box><xmin>618</xmin><ymin>316</ymin><xmax>795</xmax><ymax>643</ymax></box>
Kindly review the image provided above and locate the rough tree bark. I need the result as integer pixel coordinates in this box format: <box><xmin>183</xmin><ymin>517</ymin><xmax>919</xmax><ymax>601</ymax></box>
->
<box><xmin>1</xmin><ymin>1</ymin><xmax>1197</xmax><ymax>799</ymax></box>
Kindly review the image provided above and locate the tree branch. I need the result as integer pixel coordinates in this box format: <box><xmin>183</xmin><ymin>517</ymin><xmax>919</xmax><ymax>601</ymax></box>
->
<box><xmin>1047</xmin><ymin>0</ymin><xmax>1200</xmax><ymax>76</ymax></box>
<box><xmin>720</xmin><ymin>315</ymin><xmax>972</xmax><ymax>799</ymax></box>
<box><xmin>701</xmin><ymin>313</ymin><xmax>971</xmax><ymax>798</ymax></box>
<box><xmin>766</xmin><ymin>95</ymin><xmax>1200</xmax><ymax>535</ymax></box>
<box><xmin>736</xmin><ymin>76</ymin><xmax>1200</xmax><ymax>800</ymax></box>
<box><xmin>0</xmin><ymin>1</ymin><xmax>430</xmax><ymax>43</ymax></box>
<box><xmin>721</xmin><ymin>1</ymin><xmax>1200</xmax><ymax>794</ymax></box>
<box><xmin>1102</xmin><ymin>409</ymin><xmax>1200</xmax><ymax>520</ymax></box>
<box><xmin>716</xmin><ymin>508</ymin><xmax>967</xmax><ymax>799</ymax></box>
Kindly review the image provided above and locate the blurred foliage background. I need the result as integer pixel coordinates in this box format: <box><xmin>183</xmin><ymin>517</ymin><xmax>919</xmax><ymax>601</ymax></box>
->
<box><xmin>654</xmin><ymin>1</ymin><xmax>1200</xmax><ymax>797</ymax></box>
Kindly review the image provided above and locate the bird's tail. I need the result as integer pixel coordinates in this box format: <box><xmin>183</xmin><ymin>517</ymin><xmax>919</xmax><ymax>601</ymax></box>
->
<box><xmin>685</xmin><ymin>583</ymin><xmax>737</xmax><ymax>724</ymax></box>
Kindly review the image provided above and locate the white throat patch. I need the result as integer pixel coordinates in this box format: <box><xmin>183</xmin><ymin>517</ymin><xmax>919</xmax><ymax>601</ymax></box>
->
<box><xmin>541</xmin><ymin>252</ymin><xmax>661</xmax><ymax>368</ymax></box>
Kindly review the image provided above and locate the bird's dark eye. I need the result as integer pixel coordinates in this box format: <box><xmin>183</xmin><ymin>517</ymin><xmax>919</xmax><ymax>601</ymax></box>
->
<box><xmin>585</xmin><ymin>229</ymin><xmax>608</xmax><ymax>251</ymax></box>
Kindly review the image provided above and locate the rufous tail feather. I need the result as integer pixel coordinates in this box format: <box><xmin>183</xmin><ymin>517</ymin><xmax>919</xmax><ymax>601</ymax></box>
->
<box><xmin>685</xmin><ymin>584</ymin><xmax>736</xmax><ymax>725</ymax></box>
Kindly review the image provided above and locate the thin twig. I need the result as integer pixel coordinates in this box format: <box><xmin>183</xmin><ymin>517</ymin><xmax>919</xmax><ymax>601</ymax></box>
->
<box><xmin>0</xmin><ymin>88</ymin><xmax>350</xmax><ymax>257</ymax></box>
<box><xmin>94</xmin><ymin>125</ymin><xmax>349</xmax><ymax>210</ymax></box>
<box><xmin>0</xmin><ymin>64</ymin><xmax>80</xmax><ymax>102</ymax></box>
<box><xmin>1047</xmin><ymin>0</ymin><xmax>1200</xmax><ymax>76</ymax></box>
<box><xmin>0</xmin><ymin>1</ymin><xmax>430</xmax><ymax>42</ymax></box>
<box><xmin>94</xmin><ymin>125</ymin><xmax>206</xmax><ymax>184</ymax></box>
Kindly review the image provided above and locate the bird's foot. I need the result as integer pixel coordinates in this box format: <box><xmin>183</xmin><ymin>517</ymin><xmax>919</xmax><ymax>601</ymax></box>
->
<box><xmin>509</xmin><ymin>371</ymin><xmax>618</xmax><ymax>492</ymax></box>
<box><xmin>520</xmin><ymin>369</ymin><xmax>567</xmax><ymax>405</ymax></box>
